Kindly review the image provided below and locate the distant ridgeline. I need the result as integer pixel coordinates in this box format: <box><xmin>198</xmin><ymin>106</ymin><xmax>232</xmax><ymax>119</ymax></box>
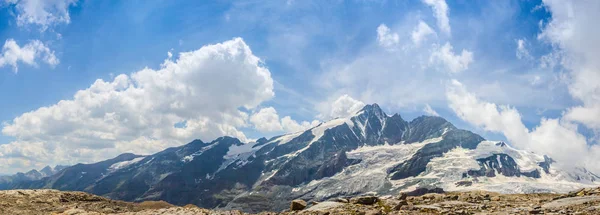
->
<box><xmin>2</xmin><ymin>104</ymin><xmax>598</xmax><ymax>212</ymax></box>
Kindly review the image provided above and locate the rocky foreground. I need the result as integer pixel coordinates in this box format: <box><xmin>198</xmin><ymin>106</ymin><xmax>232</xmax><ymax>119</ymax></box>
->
<box><xmin>2</xmin><ymin>188</ymin><xmax>600</xmax><ymax>215</ymax></box>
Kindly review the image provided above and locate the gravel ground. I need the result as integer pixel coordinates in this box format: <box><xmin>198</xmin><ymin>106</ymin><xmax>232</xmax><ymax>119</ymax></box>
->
<box><xmin>2</xmin><ymin>188</ymin><xmax>600</xmax><ymax>215</ymax></box>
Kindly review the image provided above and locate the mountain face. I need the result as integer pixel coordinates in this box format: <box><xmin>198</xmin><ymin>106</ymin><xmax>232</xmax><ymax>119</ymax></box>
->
<box><xmin>2</xmin><ymin>104</ymin><xmax>599</xmax><ymax>212</ymax></box>
<box><xmin>0</xmin><ymin>165</ymin><xmax>68</xmax><ymax>190</ymax></box>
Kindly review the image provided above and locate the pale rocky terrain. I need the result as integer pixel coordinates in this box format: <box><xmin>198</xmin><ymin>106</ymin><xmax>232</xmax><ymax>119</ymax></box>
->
<box><xmin>2</xmin><ymin>188</ymin><xmax>600</xmax><ymax>215</ymax></box>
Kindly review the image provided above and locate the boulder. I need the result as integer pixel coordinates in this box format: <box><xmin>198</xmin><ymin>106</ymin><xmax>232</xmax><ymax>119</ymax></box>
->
<box><xmin>351</xmin><ymin>196</ymin><xmax>379</xmax><ymax>205</ymax></box>
<box><xmin>290</xmin><ymin>199</ymin><xmax>307</xmax><ymax>211</ymax></box>
<box><xmin>398</xmin><ymin>192</ymin><xmax>408</xmax><ymax>200</ymax></box>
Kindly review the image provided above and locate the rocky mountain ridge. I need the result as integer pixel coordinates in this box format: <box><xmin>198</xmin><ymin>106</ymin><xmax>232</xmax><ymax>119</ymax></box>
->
<box><xmin>1</xmin><ymin>104</ymin><xmax>598</xmax><ymax>213</ymax></box>
<box><xmin>0</xmin><ymin>165</ymin><xmax>68</xmax><ymax>189</ymax></box>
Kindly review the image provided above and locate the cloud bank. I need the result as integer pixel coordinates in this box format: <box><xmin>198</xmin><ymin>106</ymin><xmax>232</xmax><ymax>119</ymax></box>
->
<box><xmin>0</xmin><ymin>38</ymin><xmax>276</xmax><ymax>173</ymax></box>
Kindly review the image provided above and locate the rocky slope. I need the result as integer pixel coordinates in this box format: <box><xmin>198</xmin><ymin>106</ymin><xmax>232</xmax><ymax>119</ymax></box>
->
<box><xmin>0</xmin><ymin>165</ymin><xmax>68</xmax><ymax>189</ymax></box>
<box><xmin>1</xmin><ymin>104</ymin><xmax>599</xmax><ymax>212</ymax></box>
<box><xmin>2</xmin><ymin>188</ymin><xmax>600</xmax><ymax>214</ymax></box>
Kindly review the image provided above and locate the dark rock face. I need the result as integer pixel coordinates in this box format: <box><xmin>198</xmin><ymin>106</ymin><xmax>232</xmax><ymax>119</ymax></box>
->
<box><xmin>539</xmin><ymin>155</ymin><xmax>554</xmax><ymax>174</ymax></box>
<box><xmin>403</xmin><ymin>116</ymin><xmax>455</xmax><ymax>143</ymax></box>
<box><xmin>467</xmin><ymin>154</ymin><xmax>541</xmax><ymax>178</ymax></box>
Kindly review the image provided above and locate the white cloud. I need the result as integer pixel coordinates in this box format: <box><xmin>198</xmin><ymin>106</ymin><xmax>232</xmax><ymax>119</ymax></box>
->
<box><xmin>539</xmin><ymin>0</ymin><xmax>600</xmax><ymax>133</ymax></box>
<box><xmin>447</xmin><ymin>79</ymin><xmax>599</xmax><ymax>171</ymax></box>
<box><xmin>323</xmin><ymin>94</ymin><xmax>365</xmax><ymax>119</ymax></box>
<box><xmin>430</xmin><ymin>42</ymin><xmax>473</xmax><ymax>73</ymax></box>
<box><xmin>516</xmin><ymin>39</ymin><xmax>532</xmax><ymax>60</ymax></box>
<box><xmin>0</xmin><ymin>39</ymin><xmax>59</xmax><ymax>72</ymax></box>
<box><xmin>421</xmin><ymin>0</ymin><xmax>451</xmax><ymax>35</ymax></box>
<box><xmin>281</xmin><ymin>116</ymin><xmax>320</xmax><ymax>133</ymax></box>
<box><xmin>250</xmin><ymin>107</ymin><xmax>319</xmax><ymax>133</ymax></box>
<box><xmin>250</xmin><ymin>107</ymin><xmax>283</xmax><ymax>132</ymax></box>
<box><xmin>411</xmin><ymin>21</ymin><xmax>435</xmax><ymax>46</ymax></box>
<box><xmin>0</xmin><ymin>38</ymin><xmax>274</xmax><ymax>173</ymax></box>
<box><xmin>423</xmin><ymin>104</ymin><xmax>439</xmax><ymax>116</ymax></box>
<box><xmin>447</xmin><ymin>80</ymin><xmax>530</xmax><ymax>147</ymax></box>
<box><xmin>6</xmin><ymin>0</ymin><xmax>78</xmax><ymax>31</ymax></box>
<box><xmin>564</xmin><ymin>105</ymin><xmax>600</xmax><ymax>130</ymax></box>
<box><xmin>376</xmin><ymin>24</ymin><xmax>400</xmax><ymax>49</ymax></box>
<box><xmin>319</xmin><ymin>22</ymin><xmax>447</xmax><ymax>109</ymax></box>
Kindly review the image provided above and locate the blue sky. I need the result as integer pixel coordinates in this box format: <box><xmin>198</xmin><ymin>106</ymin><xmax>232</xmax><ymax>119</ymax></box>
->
<box><xmin>1</xmin><ymin>0</ymin><xmax>599</xmax><ymax>174</ymax></box>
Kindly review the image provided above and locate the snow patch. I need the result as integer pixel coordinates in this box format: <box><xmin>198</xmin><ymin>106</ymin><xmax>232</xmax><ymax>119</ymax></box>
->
<box><xmin>217</xmin><ymin>141</ymin><xmax>266</xmax><ymax>172</ymax></box>
<box><xmin>182</xmin><ymin>143</ymin><xmax>218</xmax><ymax>163</ymax></box>
<box><xmin>274</xmin><ymin>131</ymin><xmax>304</xmax><ymax>145</ymax></box>
<box><xmin>108</xmin><ymin>157</ymin><xmax>145</xmax><ymax>172</ymax></box>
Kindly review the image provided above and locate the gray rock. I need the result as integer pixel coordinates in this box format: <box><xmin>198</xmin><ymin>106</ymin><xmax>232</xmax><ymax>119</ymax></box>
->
<box><xmin>290</xmin><ymin>199</ymin><xmax>307</xmax><ymax>211</ymax></box>
<box><xmin>306</xmin><ymin>201</ymin><xmax>345</xmax><ymax>212</ymax></box>
<box><xmin>351</xmin><ymin>196</ymin><xmax>379</xmax><ymax>205</ymax></box>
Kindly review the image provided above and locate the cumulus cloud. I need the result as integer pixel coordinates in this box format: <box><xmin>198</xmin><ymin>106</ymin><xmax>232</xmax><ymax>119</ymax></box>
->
<box><xmin>317</xmin><ymin>94</ymin><xmax>365</xmax><ymax>120</ymax></box>
<box><xmin>281</xmin><ymin>116</ymin><xmax>320</xmax><ymax>133</ymax></box>
<box><xmin>539</xmin><ymin>0</ymin><xmax>600</xmax><ymax>134</ymax></box>
<box><xmin>447</xmin><ymin>80</ymin><xmax>530</xmax><ymax>147</ymax></box>
<box><xmin>411</xmin><ymin>21</ymin><xmax>435</xmax><ymax>46</ymax></box>
<box><xmin>447</xmin><ymin>79</ymin><xmax>599</xmax><ymax>172</ymax></box>
<box><xmin>5</xmin><ymin>0</ymin><xmax>78</xmax><ymax>31</ymax></box>
<box><xmin>0</xmin><ymin>38</ymin><xmax>274</xmax><ymax>173</ymax></box>
<box><xmin>430</xmin><ymin>42</ymin><xmax>473</xmax><ymax>73</ymax></box>
<box><xmin>250</xmin><ymin>107</ymin><xmax>283</xmax><ymax>132</ymax></box>
<box><xmin>421</xmin><ymin>0</ymin><xmax>450</xmax><ymax>35</ymax></box>
<box><xmin>564</xmin><ymin>105</ymin><xmax>600</xmax><ymax>130</ymax></box>
<box><xmin>376</xmin><ymin>24</ymin><xmax>400</xmax><ymax>49</ymax></box>
<box><xmin>0</xmin><ymin>39</ymin><xmax>59</xmax><ymax>72</ymax></box>
<box><xmin>250</xmin><ymin>107</ymin><xmax>319</xmax><ymax>133</ymax></box>
<box><xmin>423</xmin><ymin>104</ymin><xmax>439</xmax><ymax>116</ymax></box>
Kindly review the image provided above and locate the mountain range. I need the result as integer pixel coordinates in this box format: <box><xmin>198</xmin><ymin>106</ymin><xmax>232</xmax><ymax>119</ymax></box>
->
<box><xmin>1</xmin><ymin>104</ymin><xmax>598</xmax><ymax>212</ymax></box>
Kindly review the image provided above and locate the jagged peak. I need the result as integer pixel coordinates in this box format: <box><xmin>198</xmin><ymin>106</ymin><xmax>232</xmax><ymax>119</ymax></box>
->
<box><xmin>39</xmin><ymin>166</ymin><xmax>54</xmax><ymax>175</ymax></box>
<box><xmin>359</xmin><ymin>103</ymin><xmax>385</xmax><ymax>116</ymax></box>
<box><xmin>389</xmin><ymin>113</ymin><xmax>405</xmax><ymax>121</ymax></box>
